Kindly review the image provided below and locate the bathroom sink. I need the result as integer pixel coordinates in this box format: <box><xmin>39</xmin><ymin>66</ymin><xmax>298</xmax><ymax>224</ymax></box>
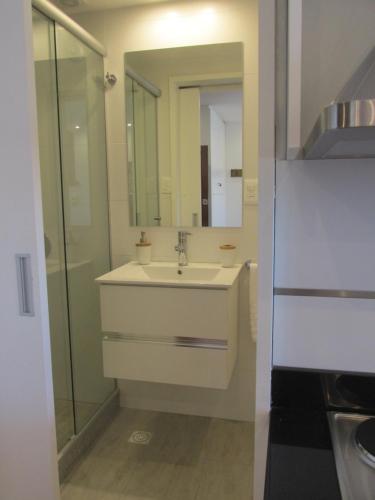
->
<box><xmin>96</xmin><ymin>261</ymin><xmax>242</xmax><ymax>289</ymax></box>
<box><xmin>142</xmin><ymin>265</ymin><xmax>219</xmax><ymax>282</ymax></box>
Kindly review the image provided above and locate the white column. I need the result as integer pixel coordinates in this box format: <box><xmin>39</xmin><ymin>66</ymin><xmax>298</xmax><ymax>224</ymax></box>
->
<box><xmin>0</xmin><ymin>1</ymin><xmax>60</xmax><ymax>499</ymax></box>
<box><xmin>253</xmin><ymin>0</ymin><xmax>275</xmax><ymax>498</ymax></box>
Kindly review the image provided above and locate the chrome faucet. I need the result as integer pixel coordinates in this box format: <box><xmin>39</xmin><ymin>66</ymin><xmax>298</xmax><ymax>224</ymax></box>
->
<box><xmin>175</xmin><ymin>231</ymin><xmax>191</xmax><ymax>266</ymax></box>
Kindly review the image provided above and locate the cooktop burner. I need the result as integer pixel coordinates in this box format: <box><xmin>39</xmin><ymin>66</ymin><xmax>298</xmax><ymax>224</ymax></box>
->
<box><xmin>322</xmin><ymin>374</ymin><xmax>375</xmax><ymax>412</ymax></box>
<box><xmin>355</xmin><ymin>418</ymin><xmax>375</xmax><ymax>466</ymax></box>
<box><xmin>336</xmin><ymin>375</ymin><xmax>375</xmax><ymax>407</ymax></box>
<box><xmin>329</xmin><ymin>412</ymin><xmax>375</xmax><ymax>500</ymax></box>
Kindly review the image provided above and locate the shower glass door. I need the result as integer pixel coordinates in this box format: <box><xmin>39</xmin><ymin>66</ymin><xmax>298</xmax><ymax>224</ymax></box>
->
<box><xmin>32</xmin><ymin>10</ymin><xmax>74</xmax><ymax>451</ymax></box>
<box><xmin>33</xmin><ymin>9</ymin><xmax>115</xmax><ymax>450</ymax></box>
<box><xmin>55</xmin><ymin>26</ymin><xmax>115</xmax><ymax>433</ymax></box>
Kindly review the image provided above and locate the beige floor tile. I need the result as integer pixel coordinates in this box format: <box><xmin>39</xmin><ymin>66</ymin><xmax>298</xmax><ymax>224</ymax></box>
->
<box><xmin>195</xmin><ymin>462</ymin><xmax>253</xmax><ymax>500</ymax></box>
<box><xmin>121</xmin><ymin>460</ymin><xmax>175</xmax><ymax>499</ymax></box>
<box><xmin>164</xmin><ymin>464</ymin><xmax>201</xmax><ymax>500</ymax></box>
<box><xmin>200</xmin><ymin>419</ymin><xmax>254</xmax><ymax>466</ymax></box>
<box><xmin>61</xmin><ymin>455</ymin><xmax>134</xmax><ymax>500</ymax></box>
<box><xmin>61</xmin><ymin>409</ymin><xmax>255</xmax><ymax>500</ymax></box>
<box><xmin>88</xmin><ymin>409</ymin><xmax>158</xmax><ymax>460</ymax></box>
<box><xmin>137</xmin><ymin>412</ymin><xmax>211</xmax><ymax>465</ymax></box>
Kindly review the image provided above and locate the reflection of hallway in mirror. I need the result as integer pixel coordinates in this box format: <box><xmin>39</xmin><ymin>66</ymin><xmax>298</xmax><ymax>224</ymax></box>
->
<box><xmin>200</xmin><ymin>85</ymin><xmax>243</xmax><ymax>227</ymax></box>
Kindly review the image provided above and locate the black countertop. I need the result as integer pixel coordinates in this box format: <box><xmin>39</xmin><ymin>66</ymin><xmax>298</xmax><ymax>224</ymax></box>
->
<box><xmin>265</xmin><ymin>370</ymin><xmax>341</xmax><ymax>500</ymax></box>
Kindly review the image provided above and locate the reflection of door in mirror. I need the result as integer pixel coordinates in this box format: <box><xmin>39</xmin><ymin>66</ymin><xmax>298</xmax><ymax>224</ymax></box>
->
<box><xmin>200</xmin><ymin>145</ymin><xmax>209</xmax><ymax>226</ymax></box>
<box><xmin>176</xmin><ymin>84</ymin><xmax>243</xmax><ymax>227</ymax></box>
<box><xmin>177</xmin><ymin>87</ymin><xmax>202</xmax><ymax>227</ymax></box>
<box><xmin>126</xmin><ymin>74</ymin><xmax>160</xmax><ymax>226</ymax></box>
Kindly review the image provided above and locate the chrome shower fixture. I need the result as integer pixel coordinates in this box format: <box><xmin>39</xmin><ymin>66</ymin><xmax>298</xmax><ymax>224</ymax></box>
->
<box><xmin>105</xmin><ymin>72</ymin><xmax>117</xmax><ymax>88</ymax></box>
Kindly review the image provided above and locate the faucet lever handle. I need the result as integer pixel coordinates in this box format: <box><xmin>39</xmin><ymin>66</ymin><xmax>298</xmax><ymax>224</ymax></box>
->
<box><xmin>177</xmin><ymin>230</ymin><xmax>191</xmax><ymax>241</ymax></box>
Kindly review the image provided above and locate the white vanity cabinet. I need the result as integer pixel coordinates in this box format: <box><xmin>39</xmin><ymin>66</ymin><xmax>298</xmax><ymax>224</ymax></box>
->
<box><xmin>96</xmin><ymin>262</ymin><xmax>241</xmax><ymax>389</ymax></box>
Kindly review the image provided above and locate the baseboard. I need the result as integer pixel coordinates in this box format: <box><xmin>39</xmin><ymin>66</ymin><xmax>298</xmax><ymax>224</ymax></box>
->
<box><xmin>58</xmin><ymin>389</ymin><xmax>120</xmax><ymax>482</ymax></box>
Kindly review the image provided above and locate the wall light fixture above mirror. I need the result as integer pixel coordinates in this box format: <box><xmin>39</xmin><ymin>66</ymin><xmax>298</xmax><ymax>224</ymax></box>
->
<box><xmin>124</xmin><ymin>42</ymin><xmax>244</xmax><ymax>228</ymax></box>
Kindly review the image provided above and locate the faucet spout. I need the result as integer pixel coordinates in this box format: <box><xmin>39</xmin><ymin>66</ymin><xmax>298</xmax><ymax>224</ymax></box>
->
<box><xmin>175</xmin><ymin>231</ymin><xmax>191</xmax><ymax>266</ymax></box>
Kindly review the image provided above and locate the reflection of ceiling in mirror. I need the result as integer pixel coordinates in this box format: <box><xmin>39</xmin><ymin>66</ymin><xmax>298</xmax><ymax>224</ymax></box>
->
<box><xmin>126</xmin><ymin>43</ymin><xmax>243</xmax><ymax>78</ymax></box>
<box><xmin>50</xmin><ymin>0</ymin><xmax>174</xmax><ymax>14</ymax></box>
<box><xmin>200</xmin><ymin>88</ymin><xmax>242</xmax><ymax>123</ymax></box>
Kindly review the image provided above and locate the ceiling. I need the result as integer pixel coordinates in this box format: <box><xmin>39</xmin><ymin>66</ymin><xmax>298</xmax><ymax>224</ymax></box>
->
<box><xmin>200</xmin><ymin>89</ymin><xmax>243</xmax><ymax>123</ymax></box>
<box><xmin>50</xmin><ymin>0</ymin><xmax>174</xmax><ymax>14</ymax></box>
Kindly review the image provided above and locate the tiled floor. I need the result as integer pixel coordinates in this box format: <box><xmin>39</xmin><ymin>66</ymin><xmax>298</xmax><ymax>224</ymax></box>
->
<box><xmin>61</xmin><ymin>408</ymin><xmax>254</xmax><ymax>500</ymax></box>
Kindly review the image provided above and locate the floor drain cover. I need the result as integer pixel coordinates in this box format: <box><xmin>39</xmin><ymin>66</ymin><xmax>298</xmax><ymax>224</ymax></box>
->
<box><xmin>128</xmin><ymin>430</ymin><xmax>152</xmax><ymax>445</ymax></box>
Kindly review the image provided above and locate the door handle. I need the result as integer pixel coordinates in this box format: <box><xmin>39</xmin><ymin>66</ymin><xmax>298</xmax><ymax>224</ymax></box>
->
<box><xmin>15</xmin><ymin>254</ymin><xmax>34</xmax><ymax>316</ymax></box>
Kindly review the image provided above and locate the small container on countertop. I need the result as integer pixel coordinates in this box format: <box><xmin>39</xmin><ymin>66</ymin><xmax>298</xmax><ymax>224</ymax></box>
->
<box><xmin>136</xmin><ymin>231</ymin><xmax>152</xmax><ymax>264</ymax></box>
<box><xmin>219</xmin><ymin>244</ymin><xmax>236</xmax><ymax>268</ymax></box>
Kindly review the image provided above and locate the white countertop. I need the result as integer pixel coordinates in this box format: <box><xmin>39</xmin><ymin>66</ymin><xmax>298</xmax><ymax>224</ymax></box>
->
<box><xmin>96</xmin><ymin>261</ymin><xmax>243</xmax><ymax>289</ymax></box>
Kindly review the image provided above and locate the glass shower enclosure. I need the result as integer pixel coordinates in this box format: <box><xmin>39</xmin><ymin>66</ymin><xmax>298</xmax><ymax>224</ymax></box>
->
<box><xmin>126</xmin><ymin>74</ymin><xmax>160</xmax><ymax>226</ymax></box>
<box><xmin>32</xmin><ymin>9</ymin><xmax>115</xmax><ymax>451</ymax></box>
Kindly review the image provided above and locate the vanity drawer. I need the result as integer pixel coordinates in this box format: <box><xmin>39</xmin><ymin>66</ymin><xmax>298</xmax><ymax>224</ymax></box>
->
<box><xmin>100</xmin><ymin>284</ymin><xmax>237</xmax><ymax>341</ymax></box>
<box><xmin>102</xmin><ymin>337</ymin><xmax>236</xmax><ymax>389</ymax></box>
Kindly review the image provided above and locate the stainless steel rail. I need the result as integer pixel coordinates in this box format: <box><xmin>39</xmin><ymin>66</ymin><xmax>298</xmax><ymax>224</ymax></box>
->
<box><xmin>32</xmin><ymin>0</ymin><xmax>106</xmax><ymax>56</ymax></box>
<box><xmin>103</xmin><ymin>333</ymin><xmax>228</xmax><ymax>350</ymax></box>
<box><xmin>274</xmin><ymin>287</ymin><xmax>375</xmax><ymax>300</ymax></box>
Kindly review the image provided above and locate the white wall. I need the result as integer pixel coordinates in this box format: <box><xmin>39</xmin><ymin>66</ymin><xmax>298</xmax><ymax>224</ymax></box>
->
<box><xmin>74</xmin><ymin>0</ymin><xmax>258</xmax><ymax>422</ymax></box>
<box><xmin>0</xmin><ymin>2</ymin><xmax>59</xmax><ymax>499</ymax></box>
<box><xmin>253</xmin><ymin>0</ymin><xmax>275</xmax><ymax>498</ymax></box>
<box><xmin>225</xmin><ymin>122</ymin><xmax>242</xmax><ymax>226</ymax></box>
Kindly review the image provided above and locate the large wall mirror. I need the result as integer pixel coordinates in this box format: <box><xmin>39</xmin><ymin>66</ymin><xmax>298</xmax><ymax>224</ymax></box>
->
<box><xmin>124</xmin><ymin>42</ymin><xmax>243</xmax><ymax>228</ymax></box>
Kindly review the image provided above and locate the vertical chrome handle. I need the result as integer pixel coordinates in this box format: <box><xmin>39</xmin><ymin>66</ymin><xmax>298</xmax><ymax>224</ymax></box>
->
<box><xmin>15</xmin><ymin>254</ymin><xmax>34</xmax><ymax>316</ymax></box>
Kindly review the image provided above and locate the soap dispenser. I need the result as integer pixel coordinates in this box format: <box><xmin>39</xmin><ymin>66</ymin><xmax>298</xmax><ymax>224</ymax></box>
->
<box><xmin>136</xmin><ymin>231</ymin><xmax>152</xmax><ymax>264</ymax></box>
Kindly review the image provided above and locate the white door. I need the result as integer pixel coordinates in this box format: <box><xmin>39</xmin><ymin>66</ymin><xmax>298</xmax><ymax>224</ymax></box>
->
<box><xmin>0</xmin><ymin>2</ymin><xmax>60</xmax><ymax>499</ymax></box>
<box><xmin>177</xmin><ymin>87</ymin><xmax>202</xmax><ymax>226</ymax></box>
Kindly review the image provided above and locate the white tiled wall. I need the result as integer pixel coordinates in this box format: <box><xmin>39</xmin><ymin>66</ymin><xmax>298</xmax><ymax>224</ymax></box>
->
<box><xmin>74</xmin><ymin>0</ymin><xmax>258</xmax><ymax>421</ymax></box>
<box><xmin>75</xmin><ymin>0</ymin><xmax>258</xmax><ymax>268</ymax></box>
